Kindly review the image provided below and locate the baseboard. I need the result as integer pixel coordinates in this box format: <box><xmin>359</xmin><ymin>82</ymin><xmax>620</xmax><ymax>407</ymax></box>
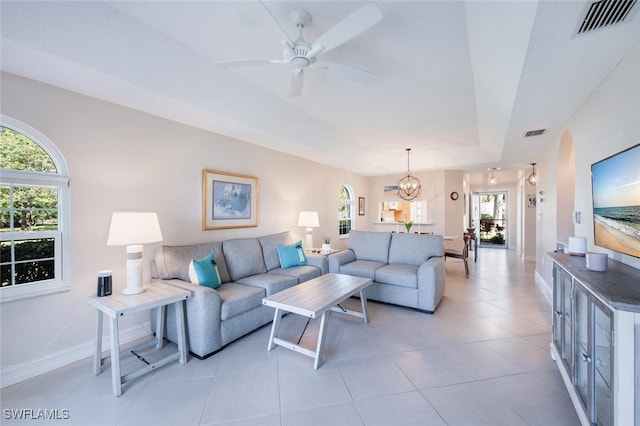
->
<box><xmin>534</xmin><ymin>269</ymin><xmax>552</xmax><ymax>300</ymax></box>
<box><xmin>0</xmin><ymin>322</ymin><xmax>152</xmax><ymax>388</ymax></box>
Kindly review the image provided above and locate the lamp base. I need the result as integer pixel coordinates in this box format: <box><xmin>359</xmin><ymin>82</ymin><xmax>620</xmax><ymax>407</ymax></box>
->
<box><xmin>123</xmin><ymin>244</ymin><xmax>146</xmax><ymax>295</ymax></box>
<box><xmin>305</xmin><ymin>228</ymin><xmax>314</xmax><ymax>250</ymax></box>
<box><xmin>122</xmin><ymin>285</ymin><xmax>145</xmax><ymax>295</ymax></box>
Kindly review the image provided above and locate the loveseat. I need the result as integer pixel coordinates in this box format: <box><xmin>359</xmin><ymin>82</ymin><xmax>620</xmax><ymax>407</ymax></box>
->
<box><xmin>149</xmin><ymin>231</ymin><xmax>328</xmax><ymax>358</ymax></box>
<box><xmin>328</xmin><ymin>230</ymin><xmax>445</xmax><ymax>313</ymax></box>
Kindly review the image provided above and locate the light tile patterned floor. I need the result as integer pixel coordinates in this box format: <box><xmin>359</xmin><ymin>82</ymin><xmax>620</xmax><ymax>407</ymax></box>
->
<box><xmin>1</xmin><ymin>248</ymin><xmax>580</xmax><ymax>425</ymax></box>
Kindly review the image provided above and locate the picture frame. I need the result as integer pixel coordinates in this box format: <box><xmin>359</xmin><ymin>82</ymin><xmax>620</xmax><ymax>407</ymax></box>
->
<box><xmin>358</xmin><ymin>197</ymin><xmax>365</xmax><ymax>216</ymax></box>
<box><xmin>202</xmin><ymin>169</ymin><xmax>258</xmax><ymax>230</ymax></box>
<box><xmin>527</xmin><ymin>194</ymin><xmax>536</xmax><ymax>208</ymax></box>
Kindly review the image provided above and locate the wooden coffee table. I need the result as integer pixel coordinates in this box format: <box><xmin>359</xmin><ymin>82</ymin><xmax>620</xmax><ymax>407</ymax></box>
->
<box><xmin>262</xmin><ymin>273</ymin><xmax>372</xmax><ymax>369</ymax></box>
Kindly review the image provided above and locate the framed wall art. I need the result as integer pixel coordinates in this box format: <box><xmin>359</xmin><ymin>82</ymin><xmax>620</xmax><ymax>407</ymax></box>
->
<box><xmin>202</xmin><ymin>169</ymin><xmax>258</xmax><ymax>230</ymax></box>
<box><xmin>358</xmin><ymin>197</ymin><xmax>365</xmax><ymax>215</ymax></box>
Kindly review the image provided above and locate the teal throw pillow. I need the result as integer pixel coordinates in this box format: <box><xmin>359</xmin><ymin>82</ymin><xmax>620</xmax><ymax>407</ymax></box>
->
<box><xmin>277</xmin><ymin>241</ymin><xmax>307</xmax><ymax>269</ymax></box>
<box><xmin>188</xmin><ymin>252</ymin><xmax>221</xmax><ymax>289</ymax></box>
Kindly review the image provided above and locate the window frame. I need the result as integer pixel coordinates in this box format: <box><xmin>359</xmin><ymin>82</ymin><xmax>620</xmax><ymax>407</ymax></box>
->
<box><xmin>338</xmin><ymin>184</ymin><xmax>355</xmax><ymax>239</ymax></box>
<box><xmin>1</xmin><ymin>115</ymin><xmax>70</xmax><ymax>303</ymax></box>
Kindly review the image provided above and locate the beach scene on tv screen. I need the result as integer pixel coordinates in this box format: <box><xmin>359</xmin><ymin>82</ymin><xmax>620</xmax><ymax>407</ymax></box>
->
<box><xmin>591</xmin><ymin>144</ymin><xmax>640</xmax><ymax>258</ymax></box>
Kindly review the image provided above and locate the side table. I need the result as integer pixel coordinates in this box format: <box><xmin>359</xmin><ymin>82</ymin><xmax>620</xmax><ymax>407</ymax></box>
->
<box><xmin>88</xmin><ymin>281</ymin><xmax>190</xmax><ymax>396</ymax></box>
<box><xmin>305</xmin><ymin>248</ymin><xmax>341</xmax><ymax>255</ymax></box>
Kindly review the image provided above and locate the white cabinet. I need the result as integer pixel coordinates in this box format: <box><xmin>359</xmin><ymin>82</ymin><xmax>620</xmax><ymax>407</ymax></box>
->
<box><xmin>550</xmin><ymin>253</ymin><xmax>639</xmax><ymax>426</ymax></box>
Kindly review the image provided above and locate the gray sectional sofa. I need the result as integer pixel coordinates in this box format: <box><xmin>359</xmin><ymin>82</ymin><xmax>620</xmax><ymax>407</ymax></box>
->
<box><xmin>149</xmin><ymin>231</ymin><xmax>328</xmax><ymax>358</ymax></box>
<box><xmin>328</xmin><ymin>230</ymin><xmax>445</xmax><ymax>313</ymax></box>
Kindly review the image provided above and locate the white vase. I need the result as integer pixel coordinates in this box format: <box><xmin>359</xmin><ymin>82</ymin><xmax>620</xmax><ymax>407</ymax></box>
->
<box><xmin>321</xmin><ymin>243</ymin><xmax>331</xmax><ymax>253</ymax></box>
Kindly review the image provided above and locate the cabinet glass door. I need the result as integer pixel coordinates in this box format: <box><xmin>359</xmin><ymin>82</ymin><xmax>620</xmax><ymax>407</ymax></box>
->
<box><xmin>575</xmin><ymin>286</ymin><xmax>590</xmax><ymax>410</ymax></box>
<box><xmin>552</xmin><ymin>265</ymin><xmax>563</xmax><ymax>350</ymax></box>
<box><xmin>593</xmin><ymin>301</ymin><xmax>612</xmax><ymax>426</ymax></box>
<box><xmin>562</xmin><ymin>275</ymin><xmax>573</xmax><ymax>368</ymax></box>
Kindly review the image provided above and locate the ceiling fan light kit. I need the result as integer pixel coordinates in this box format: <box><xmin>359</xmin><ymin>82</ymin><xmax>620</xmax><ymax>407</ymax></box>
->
<box><xmin>397</xmin><ymin>148</ymin><xmax>422</xmax><ymax>201</ymax></box>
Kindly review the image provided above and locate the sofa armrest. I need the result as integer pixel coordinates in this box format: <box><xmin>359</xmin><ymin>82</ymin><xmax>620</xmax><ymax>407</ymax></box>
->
<box><xmin>149</xmin><ymin>279</ymin><xmax>223</xmax><ymax>357</ymax></box>
<box><xmin>328</xmin><ymin>249</ymin><xmax>356</xmax><ymax>273</ymax></box>
<box><xmin>306</xmin><ymin>254</ymin><xmax>329</xmax><ymax>275</ymax></box>
<box><xmin>417</xmin><ymin>256</ymin><xmax>446</xmax><ymax>312</ymax></box>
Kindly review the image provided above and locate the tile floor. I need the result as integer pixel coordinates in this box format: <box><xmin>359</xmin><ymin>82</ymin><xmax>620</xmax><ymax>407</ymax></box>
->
<box><xmin>1</xmin><ymin>248</ymin><xmax>581</xmax><ymax>425</ymax></box>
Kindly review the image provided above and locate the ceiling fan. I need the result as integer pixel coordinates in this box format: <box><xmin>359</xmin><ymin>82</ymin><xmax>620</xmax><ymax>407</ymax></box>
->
<box><xmin>215</xmin><ymin>2</ymin><xmax>383</xmax><ymax>97</ymax></box>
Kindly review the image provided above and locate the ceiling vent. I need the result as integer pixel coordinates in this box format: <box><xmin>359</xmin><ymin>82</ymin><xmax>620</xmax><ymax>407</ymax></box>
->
<box><xmin>525</xmin><ymin>129</ymin><xmax>546</xmax><ymax>137</ymax></box>
<box><xmin>578</xmin><ymin>0</ymin><xmax>637</xmax><ymax>34</ymax></box>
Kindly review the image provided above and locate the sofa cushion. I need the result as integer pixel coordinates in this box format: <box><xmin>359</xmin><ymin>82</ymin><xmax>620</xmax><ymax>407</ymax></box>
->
<box><xmin>348</xmin><ymin>230</ymin><xmax>392</xmax><ymax>263</ymax></box>
<box><xmin>188</xmin><ymin>252</ymin><xmax>222</xmax><ymax>289</ymax></box>
<box><xmin>258</xmin><ymin>231</ymin><xmax>292</xmax><ymax>271</ymax></box>
<box><xmin>277</xmin><ymin>241</ymin><xmax>307</xmax><ymax>268</ymax></box>
<box><xmin>154</xmin><ymin>243</ymin><xmax>230</xmax><ymax>283</ymax></box>
<box><xmin>236</xmin><ymin>273</ymin><xmax>298</xmax><ymax>296</ymax></box>
<box><xmin>216</xmin><ymin>282</ymin><xmax>266</xmax><ymax>321</ymax></box>
<box><xmin>375</xmin><ymin>264</ymin><xmax>418</xmax><ymax>288</ymax></box>
<box><xmin>223</xmin><ymin>238</ymin><xmax>267</xmax><ymax>281</ymax></box>
<box><xmin>268</xmin><ymin>265</ymin><xmax>322</xmax><ymax>283</ymax></box>
<box><xmin>388</xmin><ymin>233</ymin><xmax>444</xmax><ymax>266</ymax></box>
<box><xmin>339</xmin><ymin>259</ymin><xmax>386</xmax><ymax>280</ymax></box>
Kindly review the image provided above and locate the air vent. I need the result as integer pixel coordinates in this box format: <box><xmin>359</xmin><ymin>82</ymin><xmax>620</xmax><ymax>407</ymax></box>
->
<box><xmin>525</xmin><ymin>129</ymin><xmax>546</xmax><ymax>137</ymax></box>
<box><xmin>578</xmin><ymin>0</ymin><xmax>637</xmax><ymax>34</ymax></box>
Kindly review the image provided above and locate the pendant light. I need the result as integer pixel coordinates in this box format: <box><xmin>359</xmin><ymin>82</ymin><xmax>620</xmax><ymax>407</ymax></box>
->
<box><xmin>488</xmin><ymin>167</ymin><xmax>498</xmax><ymax>187</ymax></box>
<box><xmin>397</xmin><ymin>148</ymin><xmax>421</xmax><ymax>201</ymax></box>
<box><xmin>527</xmin><ymin>163</ymin><xmax>537</xmax><ymax>186</ymax></box>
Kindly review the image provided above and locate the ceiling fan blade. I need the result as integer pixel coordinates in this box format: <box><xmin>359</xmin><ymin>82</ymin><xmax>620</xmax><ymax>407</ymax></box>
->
<box><xmin>312</xmin><ymin>3</ymin><xmax>382</xmax><ymax>54</ymax></box>
<box><xmin>260</xmin><ymin>0</ymin><xmax>293</xmax><ymax>44</ymax></box>
<box><xmin>305</xmin><ymin>44</ymin><xmax>325</xmax><ymax>59</ymax></box>
<box><xmin>309</xmin><ymin>61</ymin><xmax>329</xmax><ymax>70</ymax></box>
<box><xmin>213</xmin><ymin>59</ymin><xmax>275</xmax><ymax>68</ymax></box>
<box><xmin>313</xmin><ymin>61</ymin><xmax>373</xmax><ymax>83</ymax></box>
<box><xmin>288</xmin><ymin>69</ymin><xmax>304</xmax><ymax>98</ymax></box>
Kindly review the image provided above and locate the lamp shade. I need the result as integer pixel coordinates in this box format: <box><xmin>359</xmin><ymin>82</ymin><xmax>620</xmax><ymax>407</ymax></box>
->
<box><xmin>107</xmin><ymin>212</ymin><xmax>163</xmax><ymax>246</ymax></box>
<box><xmin>297</xmin><ymin>211</ymin><xmax>319</xmax><ymax>228</ymax></box>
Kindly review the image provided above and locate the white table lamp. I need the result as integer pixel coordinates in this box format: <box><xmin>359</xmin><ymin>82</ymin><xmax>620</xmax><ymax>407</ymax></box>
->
<box><xmin>297</xmin><ymin>211</ymin><xmax>319</xmax><ymax>249</ymax></box>
<box><xmin>107</xmin><ymin>212</ymin><xmax>163</xmax><ymax>295</ymax></box>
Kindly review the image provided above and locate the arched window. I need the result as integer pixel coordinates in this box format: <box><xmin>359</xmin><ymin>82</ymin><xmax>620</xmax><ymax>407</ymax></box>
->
<box><xmin>338</xmin><ymin>185</ymin><xmax>355</xmax><ymax>238</ymax></box>
<box><xmin>1</xmin><ymin>116</ymin><xmax>70</xmax><ymax>302</ymax></box>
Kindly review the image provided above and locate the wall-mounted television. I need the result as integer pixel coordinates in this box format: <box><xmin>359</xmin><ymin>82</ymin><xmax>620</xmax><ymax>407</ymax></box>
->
<box><xmin>591</xmin><ymin>143</ymin><xmax>640</xmax><ymax>259</ymax></box>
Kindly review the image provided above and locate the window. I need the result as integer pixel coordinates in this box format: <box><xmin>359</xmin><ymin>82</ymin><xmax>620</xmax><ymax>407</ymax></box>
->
<box><xmin>1</xmin><ymin>116</ymin><xmax>70</xmax><ymax>302</ymax></box>
<box><xmin>338</xmin><ymin>185</ymin><xmax>355</xmax><ymax>238</ymax></box>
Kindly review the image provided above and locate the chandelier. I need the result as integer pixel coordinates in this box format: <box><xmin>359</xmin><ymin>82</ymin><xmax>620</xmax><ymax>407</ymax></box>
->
<box><xmin>527</xmin><ymin>163</ymin><xmax>537</xmax><ymax>186</ymax></box>
<box><xmin>488</xmin><ymin>167</ymin><xmax>498</xmax><ymax>187</ymax></box>
<box><xmin>397</xmin><ymin>148</ymin><xmax>421</xmax><ymax>201</ymax></box>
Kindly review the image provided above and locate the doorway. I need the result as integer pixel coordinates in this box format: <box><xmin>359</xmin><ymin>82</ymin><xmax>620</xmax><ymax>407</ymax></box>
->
<box><xmin>473</xmin><ymin>191</ymin><xmax>508</xmax><ymax>248</ymax></box>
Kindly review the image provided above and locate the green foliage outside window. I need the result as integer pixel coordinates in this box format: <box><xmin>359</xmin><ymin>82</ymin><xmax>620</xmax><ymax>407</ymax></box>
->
<box><xmin>339</xmin><ymin>185</ymin><xmax>353</xmax><ymax>236</ymax></box>
<box><xmin>1</xmin><ymin>127</ymin><xmax>59</xmax><ymax>232</ymax></box>
<box><xmin>1</xmin><ymin>126</ymin><xmax>56</xmax><ymax>172</ymax></box>
<box><xmin>1</xmin><ymin>126</ymin><xmax>60</xmax><ymax>287</ymax></box>
<box><xmin>1</xmin><ymin>239</ymin><xmax>55</xmax><ymax>286</ymax></box>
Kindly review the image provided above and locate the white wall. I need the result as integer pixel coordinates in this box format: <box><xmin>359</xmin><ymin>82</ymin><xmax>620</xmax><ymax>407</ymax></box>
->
<box><xmin>0</xmin><ymin>73</ymin><xmax>368</xmax><ymax>385</ymax></box>
<box><xmin>444</xmin><ymin>170</ymin><xmax>465</xmax><ymax>250</ymax></box>
<box><xmin>536</xmin><ymin>40</ymin><xmax>640</xmax><ymax>291</ymax></box>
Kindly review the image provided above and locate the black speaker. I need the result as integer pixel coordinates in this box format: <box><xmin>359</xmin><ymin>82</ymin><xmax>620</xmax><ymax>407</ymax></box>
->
<box><xmin>97</xmin><ymin>270</ymin><xmax>112</xmax><ymax>297</ymax></box>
